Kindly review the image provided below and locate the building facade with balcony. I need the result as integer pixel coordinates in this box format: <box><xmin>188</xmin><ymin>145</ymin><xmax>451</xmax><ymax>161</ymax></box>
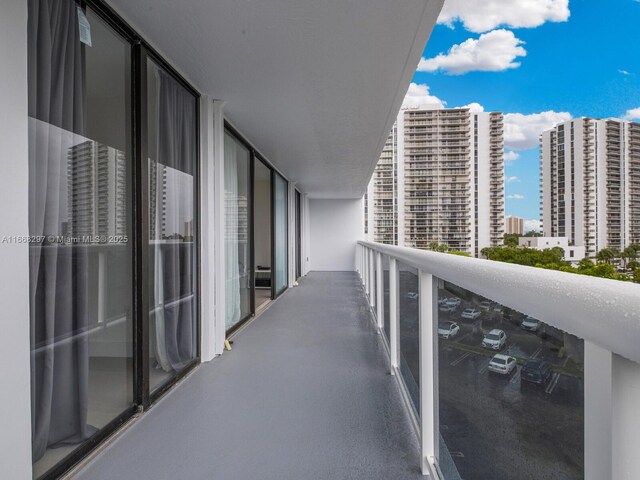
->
<box><xmin>366</xmin><ymin>107</ymin><xmax>505</xmax><ymax>257</ymax></box>
<box><xmin>540</xmin><ymin>117</ymin><xmax>640</xmax><ymax>258</ymax></box>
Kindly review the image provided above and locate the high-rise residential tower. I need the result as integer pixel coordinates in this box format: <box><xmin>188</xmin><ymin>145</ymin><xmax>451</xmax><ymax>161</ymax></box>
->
<box><xmin>540</xmin><ymin>118</ymin><xmax>640</xmax><ymax>257</ymax></box>
<box><xmin>366</xmin><ymin>106</ymin><xmax>505</xmax><ymax>257</ymax></box>
<box><xmin>505</xmin><ymin>215</ymin><xmax>525</xmax><ymax>235</ymax></box>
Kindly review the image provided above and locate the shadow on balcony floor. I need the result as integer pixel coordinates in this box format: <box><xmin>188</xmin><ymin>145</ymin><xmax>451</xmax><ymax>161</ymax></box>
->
<box><xmin>76</xmin><ymin>271</ymin><xmax>423</xmax><ymax>480</ymax></box>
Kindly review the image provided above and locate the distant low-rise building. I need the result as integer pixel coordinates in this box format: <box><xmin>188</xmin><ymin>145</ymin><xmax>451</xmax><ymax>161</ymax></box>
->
<box><xmin>518</xmin><ymin>236</ymin><xmax>585</xmax><ymax>262</ymax></box>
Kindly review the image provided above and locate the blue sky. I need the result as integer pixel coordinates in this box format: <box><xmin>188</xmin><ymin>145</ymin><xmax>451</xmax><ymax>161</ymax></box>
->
<box><xmin>408</xmin><ymin>0</ymin><xmax>640</xmax><ymax>230</ymax></box>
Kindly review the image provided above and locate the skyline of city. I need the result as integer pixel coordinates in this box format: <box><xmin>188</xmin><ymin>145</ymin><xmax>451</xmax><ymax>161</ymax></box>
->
<box><xmin>409</xmin><ymin>0</ymin><xmax>640</xmax><ymax>229</ymax></box>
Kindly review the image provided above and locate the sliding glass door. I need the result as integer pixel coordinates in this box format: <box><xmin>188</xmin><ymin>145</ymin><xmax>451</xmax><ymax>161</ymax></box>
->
<box><xmin>224</xmin><ymin>131</ymin><xmax>252</xmax><ymax>330</ymax></box>
<box><xmin>28</xmin><ymin>2</ymin><xmax>200</xmax><ymax>478</ymax></box>
<box><xmin>146</xmin><ymin>58</ymin><xmax>199</xmax><ymax>393</ymax></box>
<box><xmin>273</xmin><ymin>173</ymin><xmax>288</xmax><ymax>296</ymax></box>
<box><xmin>28</xmin><ymin>1</ymin><xmax>135</xmax><ymax>477</ymax></box>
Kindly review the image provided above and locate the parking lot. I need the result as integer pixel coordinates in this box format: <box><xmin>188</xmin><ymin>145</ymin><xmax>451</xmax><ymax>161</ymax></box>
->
<box><xmin>394</xmin><ymin>272</ymin><xmax>584</xmax><ymax>480</ymax></box>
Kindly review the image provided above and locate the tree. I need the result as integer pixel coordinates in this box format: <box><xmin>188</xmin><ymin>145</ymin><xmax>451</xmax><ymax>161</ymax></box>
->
<box><xmin>503</xmin><ymin>233</ymin><xmax>519</xmax><ymax>248</ymax></box>
<box><xmin>523</xmin><ymin>230</ymin><xmax>542</xmax><ymax>237</ymax></box>
<box><xmin>596</xmin><ymin>247</ymin><xmax>618</xmax><ymax>265</ymax></box>
<box><xmin>428</xmin><ymin>242</ymin><xmax>448</xmax><ymax>253</ymax></box>
<box><xmin>627</xmin><ymin>260</ymin><xmax>640</xmax><ymax>271</ymax></box>
<box><xmin>621</xmin><ymin>246</ymin><xmax>638</xmax><ymax>268</ymax></box>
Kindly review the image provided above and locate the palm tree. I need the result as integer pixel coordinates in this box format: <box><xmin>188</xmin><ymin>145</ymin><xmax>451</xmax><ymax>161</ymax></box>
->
<box><xmin>596</xmin><ymin>247</ymin><xmax>617</xmax><ymax>265</ymax></box>
<box><xmin>621</xmin><ymin>246</ymin><xmax>638</xmax><ymax>268</ymax></box>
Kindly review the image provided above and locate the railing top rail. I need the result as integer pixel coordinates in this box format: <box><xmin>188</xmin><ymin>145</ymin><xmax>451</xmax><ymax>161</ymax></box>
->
<box><xmin>359</xmin><ymin>240</ymin><xmax>640</xmax><ymax>364</ymax></box>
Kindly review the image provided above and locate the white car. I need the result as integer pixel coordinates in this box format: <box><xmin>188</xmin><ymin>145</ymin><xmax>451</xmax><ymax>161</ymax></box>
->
<box><xmin>487</xmin><ymin>354</ymin><xmax>517</xmax><ymax>375</ymax></box>
<box><xmin>482</xmin><ymin>329</ymin><xmax>507</xmax><ymax>350</ymax></box>
<box><xmin>439</xmin><ymin>303</ymin><xmax>457</xmax><ymax>313</ymax></box>
<box><xmin>438</xmin><ymin>296</ymin><xmax>448</xmax><ymax>305</ymax></box>
<box><xmin>521</xmin><ymin>317</ymin><xmax>540</xmax><ymax>332</ymax></box>
<box><xmin>406</xmin><ymin>292</ymin><xmax>418</xmax><ymax>299</ymax></box>
<box><xmin>438</xmin><ymin>321</ymin><xmax>460</xmax><ymax>339</ymax></box>
<box><xmin>479</xmin><ymin>300</ymin><xmax>492</xmax><ymax>311</ymax></box>
<box><xmin>460</xmin><ymin>307</ymin><xmax>481</xmax><ymax>320</ymax></box>
<box><xmin>446</xmin><ymin>297</ymin><xmax>461</xmax><ymax>307</ymax></box>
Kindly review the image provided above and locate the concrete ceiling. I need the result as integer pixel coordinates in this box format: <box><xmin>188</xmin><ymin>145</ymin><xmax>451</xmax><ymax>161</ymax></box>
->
<box><xmin>109</xmin><ymin>0</ymin><xmax>444</xmax><ymax>198</ymax></box>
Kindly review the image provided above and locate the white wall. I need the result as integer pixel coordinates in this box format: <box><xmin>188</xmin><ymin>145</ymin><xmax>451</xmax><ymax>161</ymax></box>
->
<box><xmin>309</xmin><ymin>198</ymin><xmax>363</xmax><ymax>271</ymax></box>
<box><xmin>0</xmin><ymin>1</ymin><xmax>33</xmax><ymax>478</ymax></box>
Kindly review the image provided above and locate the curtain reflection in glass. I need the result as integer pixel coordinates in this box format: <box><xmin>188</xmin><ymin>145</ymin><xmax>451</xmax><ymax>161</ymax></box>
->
<box><xmin>147</xmin><ymin>60</ymin><xmax>198</xmax><ymax>392</ymax></box>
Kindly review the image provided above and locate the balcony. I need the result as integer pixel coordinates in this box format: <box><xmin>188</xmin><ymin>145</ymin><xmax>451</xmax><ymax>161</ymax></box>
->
<box><xmin>72</xmin><ymin>272</ymin><xmax>424</xmax><ymax>480</ymax></box>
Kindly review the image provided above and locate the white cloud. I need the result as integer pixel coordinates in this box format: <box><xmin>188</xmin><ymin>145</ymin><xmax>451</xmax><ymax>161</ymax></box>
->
<box><xmin>402</xmin><ymin>83</ymin><xmax>446</xmax><ymax>109</ymax></box>
<box><xmin>506</xmin><ymin>176</ymin><xmax>519</xmax><ymax>183</ymax></box>
<box><xmin>507</xmin><ymin>194</ymin><xmax>524</xmax><ymax>200</ymax></box>
<box><xmin>459</xmin><ymin>102</ymin><xmax>485</xmax><ymax>112</ymax></box>
<box><xmin>623</xmin><ymin>107</ymin><xmax>640</xmax><ymax>120</ymax></box>
<box><xmin>504</xmin><ymin>110</ymin><xmax>572</xmax><ymax>150</ymax></box>
<box><xmin>418</xmin><ymin>29</ymin><xmax>526</xmax><ymax>75</ymax></box>
<box><xmin>438</xmin><ymin>0</ymin><xmax>570</xmax><ymax>33</ymax></box>
<box><xmin>619</xmin><ymin>69</ymin><xmax>632</xmax><ymax>76</ymax></box>
<box><xmin>524</xmin><ymin>219</ymin><xmax>541</xmax><ymax>232</ymax></box>
<box><xmin>504</xmin><ymin>151</ymin><xmax>520</xmax><ymax>165</ymax></box>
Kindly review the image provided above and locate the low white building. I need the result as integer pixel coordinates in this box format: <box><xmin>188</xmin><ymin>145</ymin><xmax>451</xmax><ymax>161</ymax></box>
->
<box><xmin>518</xmin><ymin>236</ymin><xmax>586</xmax><ymax>262</ymax></box>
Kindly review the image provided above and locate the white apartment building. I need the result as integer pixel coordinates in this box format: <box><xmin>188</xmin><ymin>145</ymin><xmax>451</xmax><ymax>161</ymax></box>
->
<box><xmin>505</xmin><ymin>215</ymin><xmax>524</xmax><ymax>235</ymax></box>
<box><xmin>518</xmin><ymin>236</ymin><xmax>585</xmax><ymax>262</ymax></box>
<box><xmin>540</xmin><ymin>117</ymin><xmax>640</xmax><ymax>258</ymax></box>
<box><xmin>366</xmin><ymin>106</ymin><xmax>505</xmax><ymax>257</ymax></box>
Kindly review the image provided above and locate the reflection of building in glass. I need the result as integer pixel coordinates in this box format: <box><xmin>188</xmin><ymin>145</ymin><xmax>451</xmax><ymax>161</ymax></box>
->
<box><xmin>150</xmin><ymin>160</ymin><xmax>167</xmax><ymax>239</ymax></box>
<box><xmin>366</xmin><ymin>107</ymin><xmax>505</xmax><ymax>257</ymax></box>
<box><xmin>67</xmin><ymin>140</ymin><xmax>127</xmax><ymax>239</ymax></box>
<box><xmin>540</xmin><ymin>118</ymin><xmax>640</xmax><ymax>257</ymax></box>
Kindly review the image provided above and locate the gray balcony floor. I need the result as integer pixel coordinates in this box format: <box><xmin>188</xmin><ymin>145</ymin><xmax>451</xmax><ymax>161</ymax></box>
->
<box><xmin>76</xmin><ymin>271</ymin><xmax>423</xmax><ymax>480</ymax></box>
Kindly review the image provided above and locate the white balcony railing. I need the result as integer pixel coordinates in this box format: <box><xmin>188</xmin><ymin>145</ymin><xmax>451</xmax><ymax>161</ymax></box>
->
<box><xmin>356</xmin><ymin>240</ymin><xmax>640</xmax><ymax>480</ymax></box>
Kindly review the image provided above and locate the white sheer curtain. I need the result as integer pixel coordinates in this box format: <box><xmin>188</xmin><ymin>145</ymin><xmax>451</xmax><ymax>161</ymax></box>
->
<box><xmin>224</xmin><ymin>134</ymin><xmax>241</xmax><ymax>328</ymax></box>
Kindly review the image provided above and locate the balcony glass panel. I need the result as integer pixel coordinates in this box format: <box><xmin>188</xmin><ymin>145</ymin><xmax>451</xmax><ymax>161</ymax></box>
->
<box><xmin>436</xmin><ymin>280</ymin><xmax>584</xmax><ymax>479</ymax></box>
<box><xmin>399</xmin><ymin>263</ymin><xmax>420</xmax><ymax>415</ymax></box>
<box><xmin>382</xmin><ymin>255</ymin><xmax>390</xmax><ymax>340</ymax></box>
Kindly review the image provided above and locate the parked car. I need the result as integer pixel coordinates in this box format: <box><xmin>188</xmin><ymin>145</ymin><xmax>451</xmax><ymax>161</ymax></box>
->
<box><xmin>521</xmin><ymin>317</ymin><xmax>540</xmax><ymax>332</ymax></box>
<box><xmin>487</xmin><ymin>354</ymin><xmax>517</xmax><ymax>375</ymax></box>
<box><xmin>520</xmin><ymin>360</ymin><xmax>553</xmax><ymax>386</ymax></box>
<box><xmin>445</xmin><ymin>297</ymin><xmax>461</xmax><ymax>307</ymax></box>
<box><xmin>461</xmin><ymin>307</ymin><xmax>481</xmax><ymax>320</ymax></box>
<box><xmin>438</xmin><ymin>297</ymin><xmax>448</xmax><ymax>305</ymax></box>
<box><xmin>482</xmin><ymin>329</ymin><xmax>507</xmax><ymax>350</ymax></box>
<box><xmin>439</xmin><ymin>303</ymin><xmax>457</xmax><ymax>313</ymax></box>
<box><xmin>406</xmin><ymin>292</ymin><xmax>418</xmax><ymax>299</ymax></box>
<box><xmin>493</xmin><ymin>304</ymin><xmax>504</xmax><ymax>314</ymax></box>
<box><xmin>438</xmin><ymin>321</ymin><xmax>460</xmax><ymax>339</ymax></box>
<box><xmin>479</xmin><ymin>300</ymin><xmax>492</xmax><ymax>311</ymax></box>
